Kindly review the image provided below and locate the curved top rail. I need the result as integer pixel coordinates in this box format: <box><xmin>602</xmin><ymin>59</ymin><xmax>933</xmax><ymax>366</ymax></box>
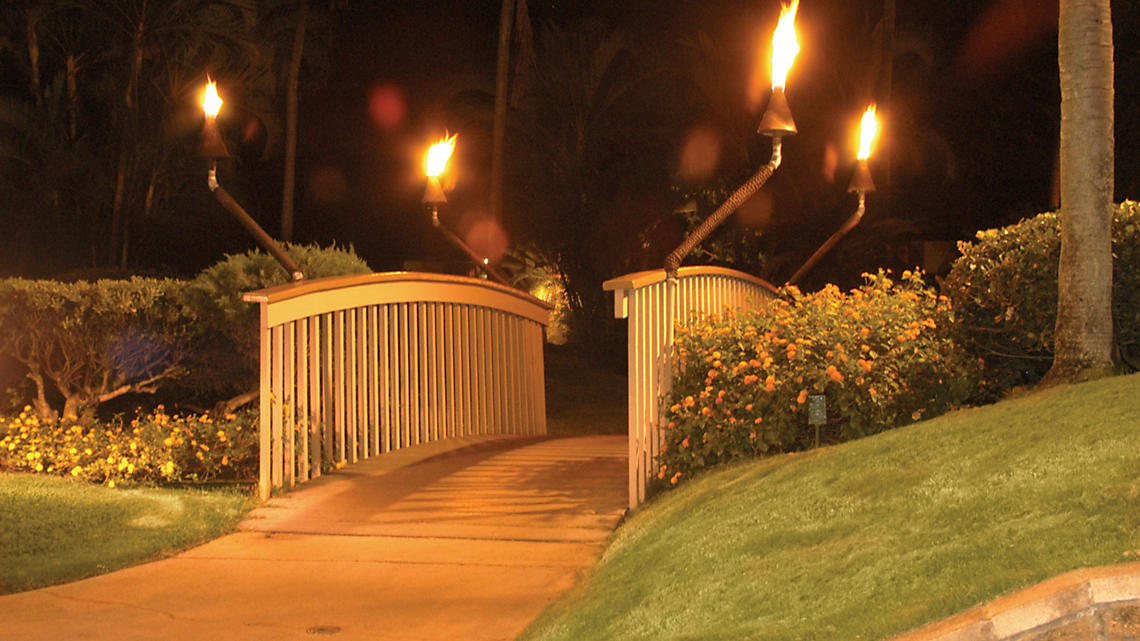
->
<box><xmin>602</xmin><ymin>266</ymin><xmax>780</xmax><ymax>294</ymax></box>
<box><xmin>243</xmin><ymin>271</ymin><xmax>552</xmax><ymax>327</ymax></box>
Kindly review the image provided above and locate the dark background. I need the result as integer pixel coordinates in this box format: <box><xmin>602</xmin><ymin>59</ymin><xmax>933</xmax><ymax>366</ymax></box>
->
<box><xmin>0</xmin><ymin>0</ymin><xmax>1135</xmax><ymax>281</ymax></box>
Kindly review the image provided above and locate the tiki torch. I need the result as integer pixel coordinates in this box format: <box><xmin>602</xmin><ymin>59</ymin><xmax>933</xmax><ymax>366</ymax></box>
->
<box><xmin>198</xmin><ymin>78</ymin><xmax>303</xmax><ymax>281</ymax></box>
<box><xmin>422</xmin><ymin>134</ymin><xmax>510</xmax><ymax>285</ymax></box>
<box><xmin>786</xmin><ymin>104</ymin><xmax>879</xmax><ymax>285</ymax></box>
<box><xmin>665</xmin><ymin>0</ymin><xmax>801</xmax><ymax>280</ymax></box>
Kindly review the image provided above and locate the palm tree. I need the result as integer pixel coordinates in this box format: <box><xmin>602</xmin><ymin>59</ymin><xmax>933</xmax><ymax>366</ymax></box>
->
<box><xmin>95</xmin><ymin>0</ymin><xmax>257</xmax><ymax>268</ymax></box>
<box><xmin>259</xmin><ymin>0</ymin><xmax>345</xmax><ymax>243</ymax></box>
<box><xmin>504</xmin><ymin>21</ymin><xmax>695</xmax><ymax>351</ymax></box>
<box><xmin>1043</xmin><ymin>0</ymin><xmax>1114</xmax><ymax>383</ymax></box>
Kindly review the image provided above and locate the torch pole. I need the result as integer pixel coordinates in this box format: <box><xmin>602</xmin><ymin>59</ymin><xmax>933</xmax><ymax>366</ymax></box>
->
<box><xmin>664</xmin><ymin>139</ymin><xmax>784</xmax><ymax>281</ymax></box>
<box><xmin>785</xmin><ymin>191</ymin><xmax>865</xmax><ymax>286</ymax></box>
<box><xmin>429</xmin><ymin>206</ymin><xmax>511</xmax><ymax>286</ymax></box>
<box><xmin>209</xmin><ymin>163</ymin><xmax>304</xmax><ymax>281</ymax></box>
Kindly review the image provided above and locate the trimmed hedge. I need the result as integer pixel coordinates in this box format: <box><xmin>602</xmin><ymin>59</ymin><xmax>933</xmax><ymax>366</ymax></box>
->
<box><xmin>171</xmin><ymin>243</ymin><xmax>372</xmax><ymax>408</ymax></box>
<box><xmin>657</xmin><ymin>271</ymin><xmax>976</xmax><ymax>488</ymax></box>
<box><xmin>944</xmin><ymin>200</ymin><xmax>1140</xmax><ymax>398</ymax></box>
<box><xmin>0</xmin><ymin>278</ymin><xmax>191</xmax><ymax>421</ymax></box>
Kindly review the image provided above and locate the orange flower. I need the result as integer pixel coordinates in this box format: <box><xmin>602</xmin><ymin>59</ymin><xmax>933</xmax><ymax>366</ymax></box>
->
<box><xmin>682</xmin><ymin>437</ymin><xmax>690</xmax><ymax>448</ymax></box>
<box><xmin>857</xmin><ymin>358</ymin><xmax>873</xmax><ymax>372</ymax></box>
<box><xmin>797</xmin><ymin>389</ymin><xmax>808</xmax><ymax>404</ymax></box>
<box><xmin>701</xmin><ymin>406</ymin><xmax>712</xmax><ymax>416</ymax></box>
<box><xmin>670</xmin><ymin>471</ymin><xmax>683</xmax><ymax>485</ymax></box>
<box><xmin>765</xmin><ymin>376</ymin><xmax>776</xmax><ymax>392</ymax></box>
<box><xmin>743</xmin><ymin>374</ymin><xmax>759</xmax><ymax>385</ymax></box>
<box><xmin>826</xmin><ymin>365</ymin><xmax>844</xmax><ymax>382</ymax></box>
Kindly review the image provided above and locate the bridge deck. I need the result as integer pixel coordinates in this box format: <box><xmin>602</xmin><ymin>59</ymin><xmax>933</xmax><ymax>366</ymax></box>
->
<box><xmin>0</xmin><ymin>435</ymin><xmax>628</xmax><ymax>641</ymax></box>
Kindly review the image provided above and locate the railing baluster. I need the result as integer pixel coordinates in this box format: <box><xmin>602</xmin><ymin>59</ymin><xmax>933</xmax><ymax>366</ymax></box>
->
<box><xmin>245</xmin><ymin>272</ymin><xmax>552</xmax><ymax>496</ymax></box>
<box><xmin>284</xmin><ymin>321</ymin><xmax>296</xmax><ymax>488</ymax></box>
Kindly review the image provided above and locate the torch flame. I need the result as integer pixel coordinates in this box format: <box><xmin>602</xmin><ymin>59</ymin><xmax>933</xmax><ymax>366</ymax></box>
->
<box><xmin>857</xmin><ymin>105</ymin><xmax>878</xmax><ymax>160</ymax></box>
<box><xmin>203</xmin><ymin>77</ymin><xmax>223</xmax><ymax>119</ymax></box>
<box><xmin>770</xmin><ymin>0</ymin><xmax>800</xmax><ymax>91</ymax></box>
<box><xmin>425</xmin><ymin>133</ymin><xmax>457</xmax><ymax>178</ymax></box>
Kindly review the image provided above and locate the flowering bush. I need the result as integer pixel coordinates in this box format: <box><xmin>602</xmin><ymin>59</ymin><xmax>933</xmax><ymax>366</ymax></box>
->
<box><xmin>0</xmin><ymin>406</ymin><xmax>257</xmax><ymax>485</ymax></box>
<box><xmin>944</xmin><ymin>201</ymin><xmax>1140</xmax><ymax>399</ymax></box>
<box><xmin>657</xmin><ymin>270</ymin><xmax>977</xmax><ymax>488</ymax></box>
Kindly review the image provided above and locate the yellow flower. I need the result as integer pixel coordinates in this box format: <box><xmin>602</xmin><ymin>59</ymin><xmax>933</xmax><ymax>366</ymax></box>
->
<box><xmin>70</xmin><ymin>465</ymin><xmax>83</xmax><ymax>476</ymax></box>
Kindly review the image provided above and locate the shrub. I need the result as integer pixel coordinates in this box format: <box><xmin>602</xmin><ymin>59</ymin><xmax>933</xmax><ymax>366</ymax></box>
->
<box><xmin>0</xmin><ymin>406</ymin><xmax>258</xmax><ymax>484</ymax></box>
<box><xmin>657</xmin><ymin>270</ymin><xmax>976</xmax><ymax>488</ymax></box>
<box><xmin>944</xmin><ymin>200</ymin><xmax>1140</xmax><ymax>398</ymax></box>
<box><xmin>0</xmin><ymin>278</ymin><xmax>191</xmax><ymax>421</ymax></box>
<box><xmin>177</xmin><ymin>243</ymin><xmax>372</xmax><ymax>408</ymax></box>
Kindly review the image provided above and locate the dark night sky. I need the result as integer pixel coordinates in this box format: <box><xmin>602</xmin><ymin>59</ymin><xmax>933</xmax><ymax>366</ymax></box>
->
<box><xmin>271</xmin><ymin>0</ymin><xmax>1124</xmax><ymax>275</ymax></box>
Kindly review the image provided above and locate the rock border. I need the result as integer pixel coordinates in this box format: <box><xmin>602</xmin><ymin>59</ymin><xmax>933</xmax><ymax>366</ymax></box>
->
<box><xmin>890</xmin><ymin>561</ymin><xmax>1140</xmax><ymax>641</ymax></box>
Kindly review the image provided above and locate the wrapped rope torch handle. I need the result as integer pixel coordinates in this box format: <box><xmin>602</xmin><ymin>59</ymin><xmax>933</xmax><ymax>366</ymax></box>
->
<box><xmin>664</xmin><ymin>140</ymin><xmax>783</xmax><ymax>281</ymax></box>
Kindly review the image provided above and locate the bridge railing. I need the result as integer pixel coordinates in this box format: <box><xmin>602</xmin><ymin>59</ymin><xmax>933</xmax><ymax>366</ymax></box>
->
<box><xmin>604</xmin><ymin>266</ymin><xmax>778</xmax><ymax>508</ymax></box>
<box><xmin>244</xmin><ymin>272</ymin><xmax>551</xmax><ymax>499</ymax></box>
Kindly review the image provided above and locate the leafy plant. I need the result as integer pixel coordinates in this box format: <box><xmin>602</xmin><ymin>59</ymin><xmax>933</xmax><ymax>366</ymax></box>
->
<box><xmin>658</xmin><ymin>270</ymin><xmax>976</xmax><ymax>488</ymax></box>
<box><xmin>944</xmin><ymin>200</ymin><xmax>1140</xmax><ymax>399</ymax></box>
<box><xmin>177</xmin><ymin>243</ymin><xmax>371</xmax><ymax>410</ymax></box>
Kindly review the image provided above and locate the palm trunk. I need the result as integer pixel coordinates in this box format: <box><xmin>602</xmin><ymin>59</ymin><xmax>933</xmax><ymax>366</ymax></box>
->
<box><xmin>67</xmin><ymin>54</ymin><xmax>78</xmax><ymax>141</ymax></box>
<box><xmin>26</xmin><ymin>14</ymin><xmax>41</xmax><ymax>104</ymax></box>
<box><xmin>490</xmin><ymin>0</ymin><xmax>516</xmax><ymax>222</ymax></box>
<box><xmin>1044</xmin><ymin>0</ymin><xmax>1114</xmax><ymax>384</ymax></box>
<box><xmin>281</xmin><ymin>0</ymin><xmax>308</xmax><ymax>243</ymax></box>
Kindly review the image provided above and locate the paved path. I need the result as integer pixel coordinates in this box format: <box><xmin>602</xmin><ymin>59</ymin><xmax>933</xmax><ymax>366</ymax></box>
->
<box><xmin>0</xmin><ymin>435</ymin><xmax>628</xmax><ymax>641</ymax></box>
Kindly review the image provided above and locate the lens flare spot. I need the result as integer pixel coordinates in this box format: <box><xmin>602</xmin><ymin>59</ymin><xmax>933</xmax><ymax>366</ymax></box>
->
<box><xmin>368</xmin><ymin>83</ymin><xmax>407</xmax><ymax>132</ymax></box>
<box><xmin>736</xmin><ymin>189</ymin><xmax>774</xmax><ymax>230</ymax></box>
<box><xmin>465</xmin><ymin>217</ymin><xmax>509</xmax><ymax>264</ymax></box>
<box><xmin>821</xmin><ymin>142</ymin><xmax>838</xmax><ymax>183</ymax></box>
<box><xmin>677</xmin><ymin>126</ymin><xmax>722</xmax><ymax>183</ymax></box>
<box><xmin>308</xmin><ymin>166</ymin><xmax>348</xmax><ymax>204</ymax></box>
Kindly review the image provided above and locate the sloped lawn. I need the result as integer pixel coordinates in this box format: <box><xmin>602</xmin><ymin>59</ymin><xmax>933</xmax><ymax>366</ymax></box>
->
<box><xmin>519</xmin><ymin>373</ymin><xmax>1140</xmax><ymax>641</ymax></box>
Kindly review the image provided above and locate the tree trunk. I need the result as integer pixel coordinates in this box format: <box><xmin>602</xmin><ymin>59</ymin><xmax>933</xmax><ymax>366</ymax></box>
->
<box><xmin>490</xmin><ymin>0</ymin><xmax>516</xmax><ymax>222</ymax></box>
<box><xmin>67</xmin><ymin>54</ymin><xmax>78</xmax><ymax>141</ymax></box>
<box><xmin>1043</xmin><ymin>0</ymin><xmax>1114</xmax><ymax>385</ymax></box>
<box><xmin>281</xmin><ymin>0</ymin><xmax>308</xmax><ymax>243</ymax></box>
<box><xmin>26</xmin><ymin>13</ymin><xmax>41</xmax><ymax>104</ymax></box>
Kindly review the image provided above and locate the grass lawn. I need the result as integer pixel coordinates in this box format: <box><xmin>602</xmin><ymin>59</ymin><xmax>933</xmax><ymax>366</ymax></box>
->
<box><xmin>518</xmin><ymin>373</ymin><xmax>1140</xmax><ymax>641</ymax></box>
<box><xmin>0</xmin><ymin>474</ymin><xmax>253</xmax><ymax>594</ymax></box>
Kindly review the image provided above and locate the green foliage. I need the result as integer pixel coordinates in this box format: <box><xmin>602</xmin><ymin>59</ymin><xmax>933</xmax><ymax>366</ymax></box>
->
<box><xmin>0</xmin><ymin>406</ymin><xmax>258</xmax><ymax>484</ymax></box>
<box><xmin>0</xmin><ymin>277</ymin><xmax>192</xmax><ymax>420</ymax></box>
<box><xmin>944</xmin><ymin>201</ymin><xmax>1140</xmax><ymax>398</ymax></box>
<box><xmin>658</xmin><ymin>271</ymin><xmax>976</xmax><ymax>487</ymax></box>
<box><xmin>177</xmin><ymin>243</ymin><xmax>371</xmax><ymax>404</ymax></box>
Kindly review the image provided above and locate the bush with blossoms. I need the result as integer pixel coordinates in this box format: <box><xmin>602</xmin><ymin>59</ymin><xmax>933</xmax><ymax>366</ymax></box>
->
<box><xmin>0</xmin><ymin>406</ymin><xmax>257</xmax><ymax>486</ymax></box>
<box><xmin>656</xmin><ymin>270</ymin><xmax>977</xmax><ymax>489</ymax></box>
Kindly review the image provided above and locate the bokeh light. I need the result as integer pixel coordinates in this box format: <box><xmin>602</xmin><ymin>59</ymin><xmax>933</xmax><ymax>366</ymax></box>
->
<box><xmin>368</xmin><ymin>83</ymin><xmax>408</xmax><ymax>132</ymax></box>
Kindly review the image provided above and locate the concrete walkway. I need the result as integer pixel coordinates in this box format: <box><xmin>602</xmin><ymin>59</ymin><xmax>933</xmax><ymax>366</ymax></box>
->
<box><xmin>0</xmin><ymin>435</ymin><xmax>628</xmax><ymax>641</ymax></box>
